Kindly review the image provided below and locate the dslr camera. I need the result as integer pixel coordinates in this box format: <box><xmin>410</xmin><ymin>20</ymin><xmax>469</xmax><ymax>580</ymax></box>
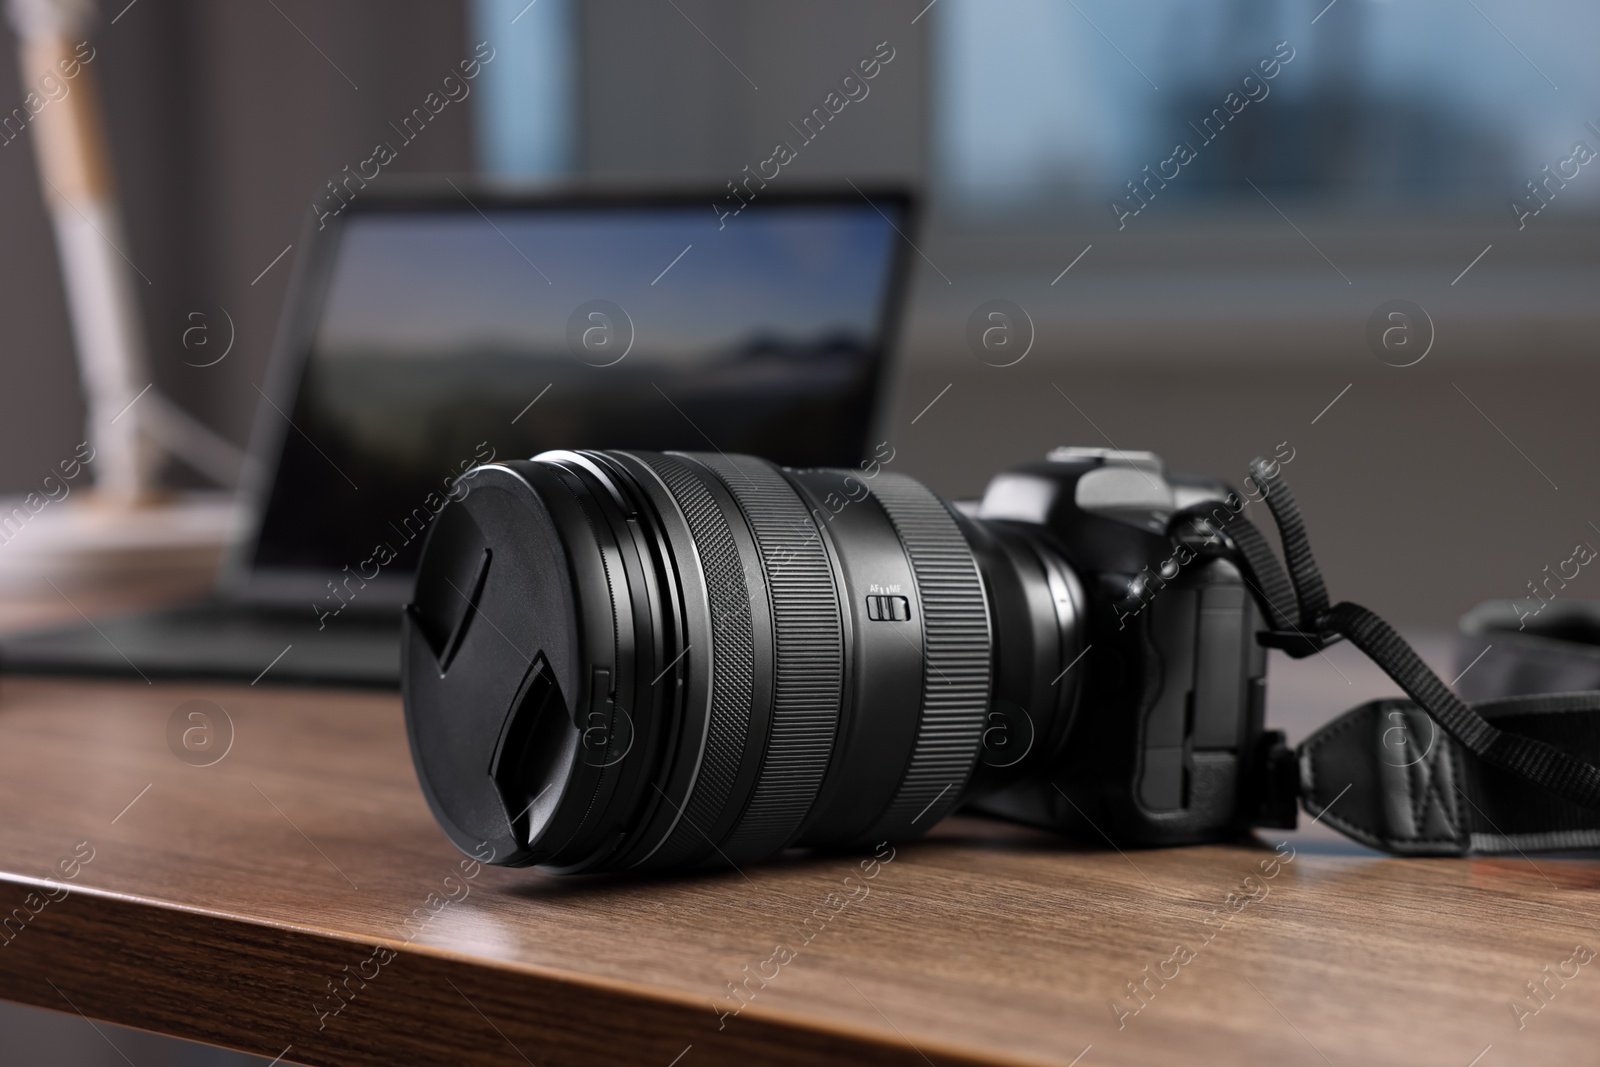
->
<box><xmin>403</xmin><ymin>446</ymin><xmax>1277</xmax><ymax>873</ymax></box>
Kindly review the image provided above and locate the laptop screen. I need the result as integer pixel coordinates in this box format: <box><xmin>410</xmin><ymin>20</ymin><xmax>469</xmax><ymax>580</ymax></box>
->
<box><xmin>243</xmin><ymin>192</ymin><xmax>910</xmax><ymax>601</ymax></box>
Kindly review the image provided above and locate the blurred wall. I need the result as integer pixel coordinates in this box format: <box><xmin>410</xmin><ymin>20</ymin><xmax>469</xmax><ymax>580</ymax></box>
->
<box><xmin>581</xmin><ymin>0</ymin><xmax>924</xmax><ymax>183</ymax></box>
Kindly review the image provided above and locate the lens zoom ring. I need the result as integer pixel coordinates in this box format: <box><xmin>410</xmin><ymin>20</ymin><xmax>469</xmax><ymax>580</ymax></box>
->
<box><xmin>634</xmin><ymin>453</ymin><xmax>755</xmax><ymax>868</ymax></box>
<box><xmin>690</xmin><ymin>454</ymin><xmax>842</xmax><ymax>859</ymax></box>
<box><xmin>868</xmin><ymin>472</ymin><xmax>991</xmax><ymax>835</ymax></box>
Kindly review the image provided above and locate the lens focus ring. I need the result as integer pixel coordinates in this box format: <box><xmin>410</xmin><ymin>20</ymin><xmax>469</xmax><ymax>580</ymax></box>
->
<box><xmin>865</xmin><ymin>472</ymin><xmax>992</xmax><ymax>838</ymax></box>
<box><xmin>688</xmin><ymin>454</ymin><xmax>844</xmax><ymax>861</ymax></box>
<box><xmin>630</xmin><ymin>452</ymin><xmax>756</xmax><ymax>869</ymax></box>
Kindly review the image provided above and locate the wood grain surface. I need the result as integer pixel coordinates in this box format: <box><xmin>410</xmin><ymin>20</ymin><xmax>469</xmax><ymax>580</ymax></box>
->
<box><xmin>0</xmin><ymin>637</ymin><xmax>1597</xmax><ymax>1067</ymax></box>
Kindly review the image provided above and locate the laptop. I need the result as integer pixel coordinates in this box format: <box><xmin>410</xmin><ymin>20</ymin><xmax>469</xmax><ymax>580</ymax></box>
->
<box><xmin>0</xmin><ymin>182</ymin><xmax>916</xmax><ymax>687</ymax></box>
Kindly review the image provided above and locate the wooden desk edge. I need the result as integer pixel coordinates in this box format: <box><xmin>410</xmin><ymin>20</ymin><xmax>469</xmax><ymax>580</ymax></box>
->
<box><xmin>0</xmin><ymin>872</ymin><xmax>1058</xmax><ymax>1067</ymax></box>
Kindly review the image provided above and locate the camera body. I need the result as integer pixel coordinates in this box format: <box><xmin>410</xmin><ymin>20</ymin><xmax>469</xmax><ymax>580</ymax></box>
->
<box><xmin>960</xmin><ymin>447</ymin><xmax>1269</xmax><ymax>847</ymax></box>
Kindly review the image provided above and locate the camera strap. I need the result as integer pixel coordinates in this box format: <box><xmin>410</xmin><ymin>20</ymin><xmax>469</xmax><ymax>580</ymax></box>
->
<box><xmin>1174</xmin><ymin>459</ymin><xmax>1600</xmax><ymax>856</ymax></box>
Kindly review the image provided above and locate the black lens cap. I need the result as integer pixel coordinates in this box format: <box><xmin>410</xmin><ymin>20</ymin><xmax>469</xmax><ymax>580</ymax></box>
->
<box><xmin>403</xmin><ymin>461</ymin><xmax>590</xmax><ymax>868</ymax></box>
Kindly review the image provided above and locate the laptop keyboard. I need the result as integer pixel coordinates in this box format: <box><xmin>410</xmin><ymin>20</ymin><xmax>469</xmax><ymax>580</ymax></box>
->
<box><xmin>0</xmin><ymin>601</ymin><xmax>402</xmax><ymax>687</ymax></box>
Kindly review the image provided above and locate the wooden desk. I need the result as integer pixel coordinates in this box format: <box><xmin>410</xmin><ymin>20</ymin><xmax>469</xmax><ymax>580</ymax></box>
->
<box><xmin>0</xmin><ymin>638</ymin><xmax>1596</xmax><ymax>1067</ymax></box>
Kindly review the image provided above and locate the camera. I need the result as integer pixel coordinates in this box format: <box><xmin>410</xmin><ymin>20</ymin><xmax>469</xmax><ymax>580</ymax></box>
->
<box><xmin>402</xmin><ymin>446</ymin><xmax>1270</xmax><ymax>873</ymax></box>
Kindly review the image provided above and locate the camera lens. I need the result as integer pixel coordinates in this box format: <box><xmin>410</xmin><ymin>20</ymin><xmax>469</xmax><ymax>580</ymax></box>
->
<box><xmin>403</xmin><ymin>450</ymin><xmax>1084</xmax><ymax>872</ymax></box>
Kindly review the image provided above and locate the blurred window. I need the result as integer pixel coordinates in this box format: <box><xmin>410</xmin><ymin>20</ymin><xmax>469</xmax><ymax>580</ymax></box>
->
<box><xmin>471</xmin><ymin>0</ymin><xmax>577</xmax><ymax>177</ymax></box>
<box><xmin>934</xmin><ymin>0</ymin><xmax>1600</xmax><ymax>220</ymax></box>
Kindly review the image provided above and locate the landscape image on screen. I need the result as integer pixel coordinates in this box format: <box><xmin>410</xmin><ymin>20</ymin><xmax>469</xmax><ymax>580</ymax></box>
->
<box><xmin>251</xmin><ymin>201</ymin><xmax>903</xmax><ymax>574</ymax></box>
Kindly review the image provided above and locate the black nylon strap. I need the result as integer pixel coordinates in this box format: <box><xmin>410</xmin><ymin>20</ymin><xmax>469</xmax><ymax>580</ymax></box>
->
<box><xmin>1327</xmin><ymin>601</ymin><xmax>1600</xmax><ymax>813</ymax></box>
<box><xmin>1204</xmin><ymin>459</ymin><xmax>1600</xmax><ymax>854</ymax></box>
<box><xmin>1248</xmin><ymin>459</ymin><xmax>1330</xmax><ymax>629</ymax></box>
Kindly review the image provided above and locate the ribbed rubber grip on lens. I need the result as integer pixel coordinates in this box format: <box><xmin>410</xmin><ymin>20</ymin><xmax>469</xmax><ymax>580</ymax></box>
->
<box><xmin>689</xmin><ymin>454</ymin><xmax>843</xmax><ymax>862</ymax></box>
<box><xmin>867</xmin><ymin>472</ymin><xmax>992</xmax><ymax>837</ymax></box>
<box><xmin>631</xmin><ymin>453</ymin><xmax>755</xmax><ymax>868</ymax></box>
